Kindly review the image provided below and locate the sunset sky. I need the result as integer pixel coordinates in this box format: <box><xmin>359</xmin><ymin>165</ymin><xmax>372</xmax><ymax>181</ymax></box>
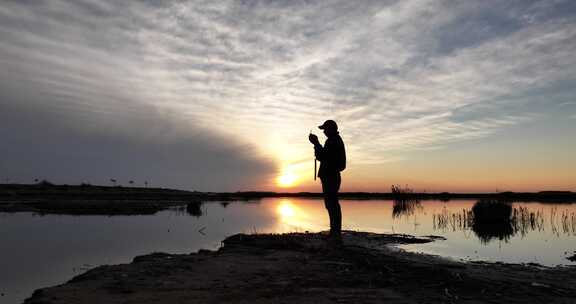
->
<box><xmin>1</xmin><ymin>0</ymin><xmax>575</xmax><ymax>192</ymax></box>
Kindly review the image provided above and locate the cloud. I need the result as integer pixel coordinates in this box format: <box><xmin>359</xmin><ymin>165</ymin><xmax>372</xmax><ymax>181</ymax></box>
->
<box><xmin>1</xmin><ymin>0</ymin><xmax>575</xmax><ymax>188</ymax></box>
<box><xmin>0</xmin><ymin>100</ymin><xmax>274</xmax><ymax>191</ymax></box>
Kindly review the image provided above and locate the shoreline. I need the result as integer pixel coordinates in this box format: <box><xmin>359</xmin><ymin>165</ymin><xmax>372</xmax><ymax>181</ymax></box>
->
<box><xmin>24</xmin><ymin>231</ymin><xmax>576</xmax><ymax>304</ymax></box>
<box><xmin>2</xmin><ymin>183</ymin><xmax>575</xmax><ymax>204</ymax></box>
<box><xmin>1</xmin><ymin>183</ymin><xmax>575</xmax><ymax>216</ymax></box>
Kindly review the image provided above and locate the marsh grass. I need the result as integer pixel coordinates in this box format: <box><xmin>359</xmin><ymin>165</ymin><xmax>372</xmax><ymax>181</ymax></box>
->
<box><xmin>433</xmin><ymin>200</ymin><xmax>576</xmax><ymax>243</ymax></box>
<box><xmin>391</xmin><ymin>184</ymin><xmax>415</xmax><ymax>197</ymax></box>
<box><xmin>392</xmin><ymin>199</ymin><xmax>422</xmax><ymax>218</ymax></box>
<box><xmin>433</xmin><ymin>208</ymin><xmax>473</xmax><ymax>232</ymax></box>
<box><xmin>472</xmin><ymin>200</ymin><xmax>512</xmax><ymax>223</ymax></box>
<box><xmin>391</xmin><ymin>185</ymin><xmax>422</xmax><ymax>219</ymax></box>
<box><xmin>184</xmin><ymin>201</ymin><xmax>204</xmax><ymax>217</ymax></box>
<box><xmin>550</xmin><ymin>207</ymin><xmax>576</xmax><ymax>236</ymax></box>
<box><xmin>512</xmin><ymin>206</ymin><xmax>544</xmax><ymax>237</ymax></box>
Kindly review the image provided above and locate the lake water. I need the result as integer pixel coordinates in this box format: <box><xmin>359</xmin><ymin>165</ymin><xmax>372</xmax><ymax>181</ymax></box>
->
<box><xmin>1</xmin><ymin>198</ymin><xmax>575</xmax><ymax>303</ymax></box>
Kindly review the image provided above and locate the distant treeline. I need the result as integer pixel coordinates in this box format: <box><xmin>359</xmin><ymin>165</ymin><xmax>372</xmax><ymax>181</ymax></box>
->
<box><xmin>1</xmin><ymin>183</ymin><xmax>575</xmax><ymax>203</ymax></box>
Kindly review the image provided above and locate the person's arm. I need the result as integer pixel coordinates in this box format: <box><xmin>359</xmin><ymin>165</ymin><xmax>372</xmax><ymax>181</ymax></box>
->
<box><xmin>314</xmin><ymin>143</ymin><xmax>325</xmax><ymax>161</ymax></box>
<box><xmin>309</xmin><ymin>134</ymin><xmax>325</xmax><ymax>161</ymax></box>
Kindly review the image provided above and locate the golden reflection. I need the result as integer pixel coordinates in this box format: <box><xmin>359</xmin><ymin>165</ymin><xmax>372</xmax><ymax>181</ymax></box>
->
<box><xmin>278</xmin><ymin>202</ymin><xmax>296</xmax><ymax>218</ymax></box>
<box><xmin>273</xmin><ymin>199</ymin><xmax>328</xmax><ymax>232</ymax></box>
<box><xmin>277</xmin><ymin>200</ymin><xmax>297</xmax><ymax>219</ymax></box>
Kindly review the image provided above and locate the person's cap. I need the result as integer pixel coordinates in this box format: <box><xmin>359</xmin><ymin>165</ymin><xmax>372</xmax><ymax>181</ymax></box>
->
<box><xmin>318</xmin><ymin>120</ymin><xmax>338</xmax><ymax>130</ymax></box>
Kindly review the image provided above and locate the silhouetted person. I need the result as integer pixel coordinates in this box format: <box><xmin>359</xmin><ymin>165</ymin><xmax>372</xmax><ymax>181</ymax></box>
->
<box><xmin>309</xmin><ymin>120</ymin><xmax>346</xmax><ymax>242</ymax></box>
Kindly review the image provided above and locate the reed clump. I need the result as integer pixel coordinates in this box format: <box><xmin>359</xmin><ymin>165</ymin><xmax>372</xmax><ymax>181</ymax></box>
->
<box><xmin>468</xmin><ymin>200</ymin><xmax>512</xmax><ymax>243</ymax></box>
<box><xmin>472</xmin><ymin>199</ymin><xmax>512</xmax><ymax>223</ymax></box>
<box><xmin>186</xmin><ymin>201</ymin><xmax>204</xmax><ymax>217</ymax></box>
<box><xmin>432</xmin><ymin>200</ymin><xmax>576</xmax><ymax>244</ymax></box>
<box><xmin>391</xmin><ymin>185</ymin><xmax>421</xmax><ymax>218</ymax></box>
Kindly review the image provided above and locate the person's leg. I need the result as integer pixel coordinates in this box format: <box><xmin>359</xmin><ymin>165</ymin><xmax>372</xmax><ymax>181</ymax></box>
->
<box><xmin>332</xmin><ymin>174</ymin><xmax>342</xmax><ymax>235</ymax></box>
<box><xmin>329</xmin><ymin>196</ymin><xmax>339</xmax><ymax>235</ymax></box>
<box><xmin>327</xmin><ymin>192</ymin><xmax>341</xmax><ymax>235</ymax></box>
<box><xmin>322</xmin><ymin>174</ymin><xmax>341</xmax><ymax>236</ymax></box>
<box><xmin>321</xmin><ymin>177</ymin><xmax>335</xmax><ymax>235</ymax></box>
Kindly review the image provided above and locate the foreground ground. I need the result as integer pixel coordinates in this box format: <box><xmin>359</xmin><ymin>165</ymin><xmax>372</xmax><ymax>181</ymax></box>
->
<box><xmin>25</xmin><ymin>232</ymin><xmax>576</xmax><ymax>304</ymax></box>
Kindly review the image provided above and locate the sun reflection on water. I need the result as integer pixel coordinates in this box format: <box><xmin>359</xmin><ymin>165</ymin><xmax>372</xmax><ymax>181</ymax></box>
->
<box><xmin>274</xmin><ymin>199</ymin><xmax>327</xmax><ymax>232</ymax></box>
<box><xmin>277</xmin><ymin>200</ymin><xmax>296</xmax><ymax>218</ymax></box>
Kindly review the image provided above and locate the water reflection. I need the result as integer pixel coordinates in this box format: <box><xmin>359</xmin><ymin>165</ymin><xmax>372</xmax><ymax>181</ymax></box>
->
<box><xmin>512</xmin><ymin>207</ymin><xmax>545</xmax><ymax>237</ymax></box>
<box><xmin>390</xmin><ymin>184</ymin><xmax>422</xmax><ymax>219</ymax></box>
<box><xmin>471</xmin><ymin>200</ymin><xmax>514</xmax><ymax>244</ymax></box>
<box><xmin>186</xmin><ymin>201</ymin><xmax>203</xmax><ymax>217</ymax></box>
<box><xmin>392</xmin><ymin>198</ymin><xmax>422</xmax><ymax>218</ymax></box>
<box><xmin>550</xmin><ymin>207</ymin><xmax>576</xmax><ymax>237</ymax></box>
<box><xmin>277</xmin><ymin>200</ymin><xmax>296</xmax><ymax>218</ymax></box>
<box><xmin>433</xmin><ymin>200</ymin><xmax>576</xmax><ymax>244</ymax></box>
<box><xmin>274</xmin><ymin>199</ymin><xmax>323</xmax><ymax>232</ymax></box>
<box><xmin>2</xmin><ymin>198</ymin><xmax>576</xmax><ymax>303</ymax></box>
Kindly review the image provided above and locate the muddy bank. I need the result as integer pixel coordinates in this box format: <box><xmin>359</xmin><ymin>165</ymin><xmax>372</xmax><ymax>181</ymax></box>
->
<box><xmin>24</xmin><ymin>232</ymin><xmax>576</xmax><ymax>304</ymax></box>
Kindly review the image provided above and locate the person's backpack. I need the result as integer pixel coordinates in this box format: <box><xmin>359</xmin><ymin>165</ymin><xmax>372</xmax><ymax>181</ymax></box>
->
<box><xmin>336</xmin><ymin>138</ymin><xmax>346</xmax><ymax>172</ymax></box>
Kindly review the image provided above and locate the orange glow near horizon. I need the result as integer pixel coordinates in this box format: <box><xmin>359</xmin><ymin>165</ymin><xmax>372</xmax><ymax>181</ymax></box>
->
<box><xmin>276</xmin><ymin>164</ymin><xmax>302</xmax><ymax>188</ymax></box>
<box><xmin>276</xmin><ymin>173</ymin><xmax>298</xmax><ymax>188</ymax></box>
<box><xmin>267</xmin><ymin>160</ymin><xmax>576</xmax><ymax>193</ymax></box>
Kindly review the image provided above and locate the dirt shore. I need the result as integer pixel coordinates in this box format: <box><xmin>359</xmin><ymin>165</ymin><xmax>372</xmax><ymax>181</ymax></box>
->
<box><xmin>24</xmin><ymin>231</ymin><xmax>576</xmax><ymax>304</ymax></box>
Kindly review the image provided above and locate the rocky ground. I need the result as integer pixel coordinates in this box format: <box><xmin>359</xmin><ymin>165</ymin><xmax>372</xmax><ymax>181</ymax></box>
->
<box><xmin>24</xmin><ymin>231</ymin><xmax>576</xmax><ymax>304</ymax></box>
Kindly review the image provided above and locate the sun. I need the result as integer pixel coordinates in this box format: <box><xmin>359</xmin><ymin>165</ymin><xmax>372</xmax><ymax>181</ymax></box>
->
<box><xmin>276</xmin><ymin>173</ymin><xmax>298</xmax><ymax>188</ymax></box>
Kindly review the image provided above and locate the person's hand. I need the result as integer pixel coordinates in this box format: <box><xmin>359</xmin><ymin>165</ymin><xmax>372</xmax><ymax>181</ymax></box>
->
<box><xmin>308</xmin><ymin>133</ymin><xmax>319</xmax><ymax>145</ymax></box>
